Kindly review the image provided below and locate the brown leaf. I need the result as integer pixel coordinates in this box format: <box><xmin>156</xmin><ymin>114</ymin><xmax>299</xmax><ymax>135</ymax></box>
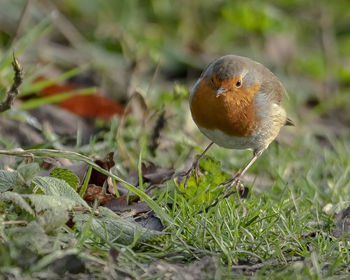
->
<box><xmin>34</xmin><ymin>75</ymin><xmax>124</xmax><ymax>120</ymax></box>
<box><xmin>333</xmin><ymin>206</ymin><xmax>350</xmax><ymax>239</ymax></box>
<box><xmin>141</xmin><ymin>161</ymin><xmax>175</xmax><ymax>185</ymax></box>
<box><xmin>0</xmin><ymin>117</ymin><xmax>43</xmax><ymax>148</ymax></box>
<box><xmin>104</xmin><ymin>196</ymin><xmax>164</xmax><ymax>231</ymax></box>
<box><xmin>90</xmin><ymin>152</ymin><xmax>115</xmax><ymax>186</ymax></box>
<box><xmin>104</xmin><ymin>196</ymin><xmax>151</xmax><ymax>215</ymax></box>
<box><xmin>148</xmin><ymin>111</ymin><xmax>166</xmax><ymax>157</ymax></box>
<box><xmin>135</xmin><ymin>212</ymin><xmax>164</xmax><ymax>231</ymax></box>
<box><xmin>83</xmin><ymin>184</ymin><xmax>115</xmax><ymax>205</ymax></box>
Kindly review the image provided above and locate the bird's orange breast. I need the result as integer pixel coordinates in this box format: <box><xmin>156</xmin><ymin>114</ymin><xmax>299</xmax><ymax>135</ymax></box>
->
<box><xmin>190</xmin><ymin>78</ymin><xmax>261</xmax><ymax>137</ymax></box>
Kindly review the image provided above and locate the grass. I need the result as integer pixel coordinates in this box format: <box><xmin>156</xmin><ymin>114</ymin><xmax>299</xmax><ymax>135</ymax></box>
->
<box><xmin>2</xmin><ymin>120</ymin><xmax>348</xmax><ymax>278</ymax></box>
<box><xmin>137</xmin><ymin>133</ymin><xmax>350</xmax><ymax>278</ymax></box>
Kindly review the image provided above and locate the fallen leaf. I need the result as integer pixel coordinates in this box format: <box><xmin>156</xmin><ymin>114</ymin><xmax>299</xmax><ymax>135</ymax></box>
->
<box><xmin>83</xmin><ymin>184</ymin><xmax>115</xmax><ymax>205</ymax></box>
<box><xmin>135</xmin><ymin>211</ymin><xmax>164</xmax><ymax>231</ymax></box>
<box><xmin>90</xmin><ymin>152</ymin><xmax>115</xmax><ymax>186</ymax></box>
<box><xmin>48</xmin><ymin>254</ymin><xmax>85</xmax><ymax>275</ymax></box>
<box><xmin>141</xmin><ymin>161</ymin><xmax>175</xmax><ymax>185</ymax></box>
<box><xmin>333</xmin><ymin>206</ymin><xmax>350</xmax><ymax>239</ymax></box>
<box><xmin>104</xmin><ymin>196</ymin><xmax>151</xmax><ymax>215</ymax></box>
<box><xmin>148</xmin><ymin>111</ymin><xmax>167</xmax><ymax>157</ymax></box>
<box><xmin>0</xmin><ymin>116</ymin><xmax>43</xmax><ymax>147</ymax></box>
<box><xmin>38</xmin><ymin>152</ymin><xmax>120</xmax><ymax>204</ymax></box>
<box><xmin>34</xmin><ymin>76</ymin><xmax>124</xmax><ymax>120</ymax></box>
<box><xmin>104</xmin><ymin>196</ymin><xmax>164</xmax><ymax>231</ymax></box>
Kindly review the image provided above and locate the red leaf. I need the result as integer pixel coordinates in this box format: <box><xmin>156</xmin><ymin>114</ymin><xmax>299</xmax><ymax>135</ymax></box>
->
<box><xmin>34</xmin><ymin>76</ymin><xmax>124</xmax><ymax>120</ymax></box>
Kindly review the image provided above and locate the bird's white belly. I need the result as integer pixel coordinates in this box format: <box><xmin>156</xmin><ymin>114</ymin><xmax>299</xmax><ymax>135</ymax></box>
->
<box><xmin>198</xmin><ymin>126</ymin><xmax>258</xmax><ymax>150</ymax></box>
<box><xmin>195</xmin><ymin>102</ymin><xmax>287</xmax><ymax>152</ymax></box>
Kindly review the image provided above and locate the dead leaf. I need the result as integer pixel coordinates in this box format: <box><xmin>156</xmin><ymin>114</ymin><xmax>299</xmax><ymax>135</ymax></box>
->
<box><xmin>104</xmin><ymin>196</ymin><xmax>151</xmax><ymax>215</ymax></box>
<box><xmin>48</xmin><ymin>254</ymin><xmax>85</xmax><ymax>275</ymax></box>
<box><xmin>135</xmin><ymin>211</ymin><xmax>164</xmax><ymax>231</ymax></box>
<box><xmin>149</xmin><ymin>111</ymin><xmax>166</xmax><ymax>157</ymax></box>
<box><xmin>333</xmin><ymin>206</ymin><xmax>350</xmax><ymax>239</ymax></box>
<box><xmin>109</xmin><ymin>248</ymin><xmax>119</xmax><ymax>265</ymax></box>
<box><xmin>34</xmin><ymin>76</ymin><xmax>124</xmax><ymax>120</ymax></box>
<box><xmin>104</xmin><ymin>196</ymin><xmax>164</xmax><ymax>231</ymax></box>
<box><xmin>141</xmin><ymin>161</ymin><xmax>175</xmax><ymax>185</ymax></box>
<box><xmin>90</xmin><ymin>152</ymin><xmax>115</xmax><ymax>187</ymax></box>
<box><xmin>38</xmin><ymin>152</ymin><xmax>121</xmax><ymax>202</ymax></box>
<box><xmin>83</xmin><ymin>184</ymin><xmax>115</xmax><ymax>205</ymax></box>
<box><xmin>0</xmin><ymin>116</ymin><xmax>43</xmax><ymax>147</ymax></box>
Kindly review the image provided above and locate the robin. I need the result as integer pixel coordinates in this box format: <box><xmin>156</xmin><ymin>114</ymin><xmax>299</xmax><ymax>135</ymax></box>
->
<box><xmin>185</xmin><ymin>55</ymin><xmax>294</xmax><ymax>190</ymax></box>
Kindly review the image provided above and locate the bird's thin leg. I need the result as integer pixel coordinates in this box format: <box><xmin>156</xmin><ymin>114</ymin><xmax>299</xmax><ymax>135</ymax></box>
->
<box><xmin>200</xmin><ymin>149</ymin><xmax>265</xmax><ymax>213</ymax></box>
<box><xmin>223</xmin><ymin>149</ymin><xmax>265</xmax><ymax>190</ymax></box>
<box><xmin>183</xmin><ymin>142</ymin><xmax>214</xmax><ymax>189</ymax></box>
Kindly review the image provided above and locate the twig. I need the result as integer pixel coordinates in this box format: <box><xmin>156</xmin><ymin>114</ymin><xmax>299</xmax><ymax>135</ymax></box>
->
<box><xmin>8</xmin><ymin>0</ymin><xmax>31</xmax><ymax>47</ymax></box>
<box><xmin>0</xmin><ymin>55</ymin><xmax>23</xmax><ymax>113</ymax></box>
<box><xmin>231</xmin><ymin>256</ymin><xmax>303</xmax><ymax>272</ymax></box>
<box><xmin>148</xmin><ymin>110</ymin><xmax>166</xmax><ymax>157</ymax></box>
<box><xmin>2</xmin><ymin>220</ymin><xmax>28</xmax><ymax>226</ymax></box>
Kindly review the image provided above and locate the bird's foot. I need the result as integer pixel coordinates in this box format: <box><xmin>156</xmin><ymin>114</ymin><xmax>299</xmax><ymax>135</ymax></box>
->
<box><xmin>183</xmin><ymin>159</ymin><xmax>203</xmax><ymax>190</ymax></box>
<box><xmin>222</xmin><ymin>170</ymin><xmax>241</xmax><ymax>187</ymax></box>
<box><xmin>221</xmin><ymin>171</ymin><xmax>249</xmax><ymax>198</ymax></box>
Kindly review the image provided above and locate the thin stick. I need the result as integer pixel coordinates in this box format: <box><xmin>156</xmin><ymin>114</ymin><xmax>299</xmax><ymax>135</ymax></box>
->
<box><xmin>0</xmin><ymin>55</ymin><xmax>23</xmax><ymax>113</ymax></box>
<box><xmin>8</xmin><ymin>0</ymin><xmax>31</xmax><ymax>47</ymax></box>
<box><xmin>231</xmin><ymin>256</ymin><xmax>303</xmax><ymax>272</ymax></box>
<box><xmin>183</xmin><ymin>142</ymin><xmax>214</xmax><ymax>189</ymax></box>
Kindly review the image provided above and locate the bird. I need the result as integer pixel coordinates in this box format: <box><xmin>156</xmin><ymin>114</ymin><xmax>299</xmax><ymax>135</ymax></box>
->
<box><xmin>184</xmin><ymin>54</ymin><xmax>294</xmax><ymax>190</ymax></box>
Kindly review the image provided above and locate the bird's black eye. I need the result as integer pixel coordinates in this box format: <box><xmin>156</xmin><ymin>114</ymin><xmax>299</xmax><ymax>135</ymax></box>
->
<box><xmin>235</xmin><ymin>79</ymin><xmax>242</xmax><ymax>88</ymax></box>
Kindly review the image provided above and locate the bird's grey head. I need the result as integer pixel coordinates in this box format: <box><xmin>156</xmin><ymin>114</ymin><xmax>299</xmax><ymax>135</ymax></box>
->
<box><xmin>203</xmin><ymin>55</ymin><xmax>261</xmax><ymax>88</ymax></box>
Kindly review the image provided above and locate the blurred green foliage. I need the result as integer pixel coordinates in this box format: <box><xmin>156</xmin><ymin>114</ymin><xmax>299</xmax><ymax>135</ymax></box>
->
<box><xmin>1</xmin><ymin>0</ymin><xmax>349</xmax><ymax>124</ymax></box>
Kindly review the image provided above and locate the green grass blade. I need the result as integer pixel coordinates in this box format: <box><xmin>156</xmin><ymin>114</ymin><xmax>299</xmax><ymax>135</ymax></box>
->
<box><xmin>19</xmin><ymin>87</ymin><xmax>96</xmax><ymax>110</ymax></box>
<box><xmin>79</xmin><ymin>165</ymin><xmax>93</xmax><ymax>197</ymax></box>
<box><xmin>20</xmin><ymin>65</ymin><xmax>89</xmax><ymax>96</ymax></box>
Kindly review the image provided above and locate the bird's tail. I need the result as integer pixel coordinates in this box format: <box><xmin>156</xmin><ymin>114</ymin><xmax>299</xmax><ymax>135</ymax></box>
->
<box><xmin>285</xmin><ymin>118</ymin><xmax>295</xmax><ymax>126</ymax></box>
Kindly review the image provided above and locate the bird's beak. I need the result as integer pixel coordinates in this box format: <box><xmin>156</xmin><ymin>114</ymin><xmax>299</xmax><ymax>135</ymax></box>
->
<box><xmin>216</xmin><ymin>87</ymin><xmax>227</xmax><ymax>98</ymax></box>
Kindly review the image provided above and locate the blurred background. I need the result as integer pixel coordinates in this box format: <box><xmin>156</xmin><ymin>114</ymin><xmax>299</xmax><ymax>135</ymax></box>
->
<box><xmin>0</xmin><ymin>0</ymin><xmax>349</xmax><ymax>169</ymax></box>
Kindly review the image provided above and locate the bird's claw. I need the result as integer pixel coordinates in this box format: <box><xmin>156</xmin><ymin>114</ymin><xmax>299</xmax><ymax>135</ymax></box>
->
<box><xmin>183</xmin><ymin>160</ymin><xmax>201</xmax><ymax>190</ymax></box>
<box><xmin>221</xmin><ymin>169</ymin><xmax>241</xmax><ymax>187</ymax></box>
<box><xmin>220</xmin><ymin>170</ymin><xmax>249</xmax><ymax>198</ymax></box>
